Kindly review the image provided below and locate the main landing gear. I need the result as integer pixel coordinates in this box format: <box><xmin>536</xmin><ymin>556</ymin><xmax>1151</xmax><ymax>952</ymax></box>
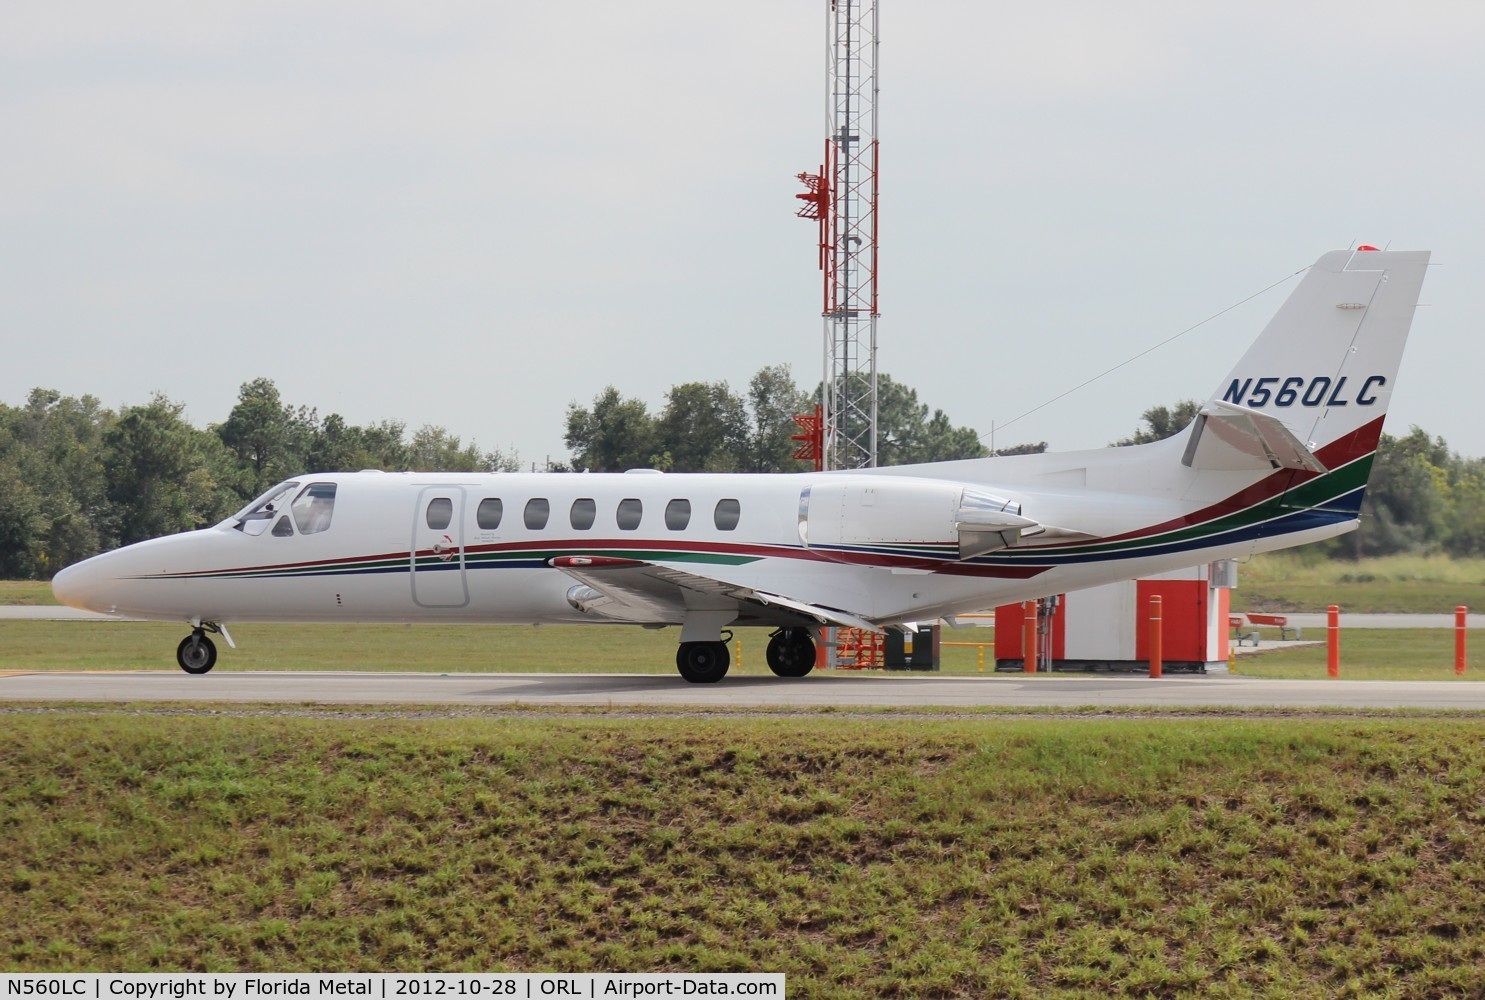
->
<box><xmin>176</xmin><ymin>622</ymin><xmax>230</xmax><ymax>674</ymax></box>
<box><xmin>676</xmin><ymin>638</ymin><xmax>730</xmax><ymax>684</ymax></box>
<box><xmin>765</xmin><ymin>628</ymin><xmax>817</xmax><ymax>678</ymax></box>
<box><xmin>674</xmin><ymin>628</ymin><xmax>820</xmax><ymax>683</ymax></box>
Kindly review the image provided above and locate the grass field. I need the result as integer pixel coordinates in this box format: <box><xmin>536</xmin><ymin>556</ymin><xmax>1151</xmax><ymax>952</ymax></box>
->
<box><xmin>0</xmin><ymin>580</ymin><xmax>57</xmax><ymax>605</ymax></box>
<box><xmin>1232</xmin><ymin>629</ymin><xmax>1477</xmax><ymax>681</ymax></box>
<box><xmin>5</xmin><ymin>710</ymin><xmax>1485</xmax><ymax>994</ymax></box>
<box><xmin>1233</xmin><ymin>552</ymin><xmax>1485</xmax><ymax>614</ymax></box>
<box><xmin>0</xmin><ymin>620</ymin><xmax>998</xmax><ymax>675</ymax></box>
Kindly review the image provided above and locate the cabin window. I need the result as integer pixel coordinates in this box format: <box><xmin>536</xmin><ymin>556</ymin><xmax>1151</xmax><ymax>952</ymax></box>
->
<box><xmin>477</xmin><ymin>498</ymin><xmax>503</xmax><ymax>530</ymax></box>
<box><xmin>665</xmin><ymin>499</ymin><xmax>691</xmax><ymax>531</ymax></box>
<box><xmin>426</xmin><ymin>498</ymin><xmax>453</xmax><ymax>530</ymax></box>
<box><xmin>291</xmin><ymin>483</ymin><xmax>337</xmax><ymax>535</ymax></box>
<box><xmin>571</xmin><ymin>498</ymin><xmax>596</xmax><ymax>530</ymax></box>
<box><xmin>271</xmin><ymin>515</ymin><xmax>295</xmax><ymax>537</ymax></box>
<box><xmin>714</xmin><ymin>498</ymin><xmax>741</xmax><ymax>531</ymax></box>
<box><xmin>617</xmin><ymin>498</ymin><xmax>643</xmax><ymax>530</ymax></box>
<box><xmin>525</xmin><ymin>498</ymin><xmax>550</xmax><ymax>530</ymax></box>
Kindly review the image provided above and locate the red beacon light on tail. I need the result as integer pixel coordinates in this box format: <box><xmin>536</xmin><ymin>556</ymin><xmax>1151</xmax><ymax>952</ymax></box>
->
<box><xmin>1357</xmin><ymin>245</ymin><xmax>1380</xmax><ymax>251</ymax></box>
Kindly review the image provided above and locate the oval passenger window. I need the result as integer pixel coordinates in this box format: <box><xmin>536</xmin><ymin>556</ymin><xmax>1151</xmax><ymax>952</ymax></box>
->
<box><xmin>571</xmin><ymin>498</ymin><xmax>597</xmax><ymax>530</ymax></box>
<box><xmin>426</xmin><ymin>498</ymin><xmax>453</xmax><ymax>530</ymax></box>
<box><xmin>714</xmin><ymin>498</ymin><xmax>741</xmax><ymax>531</ymax></box>
<box><xmin>477</xmin><ymin>498</ymin><xmax>503</xmax><ymax>530</ymax></box>
<box><xmin>525</xmin><ymin>498</ymin><xmax>551</xmax><ymax>530</ymax></box>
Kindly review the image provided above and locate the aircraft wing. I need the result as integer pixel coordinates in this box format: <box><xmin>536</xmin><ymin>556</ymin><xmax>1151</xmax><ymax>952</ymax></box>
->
<box><xmin>549</xmin><ymin>555</ymin><xmax>884</xmax><ymax>632</ymax></box>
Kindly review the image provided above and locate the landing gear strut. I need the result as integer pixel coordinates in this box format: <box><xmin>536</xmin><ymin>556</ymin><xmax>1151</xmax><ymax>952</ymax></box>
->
<box><xmin>765</xmin><ymin>628</ymin><xmax>817</xmax><ymax>678</ymax></box>
<box><xmin>176</xmin><ymin>629</ymin><xmax>217</xmax><ymax>674</ymax></box>
<box><xmin>676</xmin><ymin>639</ymin><xmax>730</xmax><ymax>683</ymax></box>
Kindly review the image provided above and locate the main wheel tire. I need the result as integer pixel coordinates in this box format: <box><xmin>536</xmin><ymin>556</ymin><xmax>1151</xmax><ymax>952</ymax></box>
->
<box><xmin>766</xmin><ymin>629</ymin><xmax>817</xmax><ymax>678</ymax></box>
<box><xmin>676</xmin><ymin>641</ymin><xmax>730</xmax><ymax>683</ymax></box>
<box><xmin>177</xmin><ymin>632</ymin><xmax>217</xmax><ymax>674</ymax></box>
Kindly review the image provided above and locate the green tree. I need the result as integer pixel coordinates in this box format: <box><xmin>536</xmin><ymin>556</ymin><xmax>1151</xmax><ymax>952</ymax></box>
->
<box><xmin>404</xmin><ymin>425</ymin><xmax>516</xmax><ymax>472</ymax></box>
<box><xmin>1113</xmin><ymin>399</ymin><xmax>1202</xmax><ymax>446</ymax></box>
<box><xmin>306</xmin><ymin>416</ymin><xmax>413</xmax><ymax>473</ymax></box>
<box><xmin>993</xmin><ymin>441</ymin><xmax>1048</xmax><ymax>456</ymax></box>
<box><xmin>746</xmin><ymin>364</ymin><xmax>813</xmax><ymax>472</ymax></box>
<box><xmin>872</xmin><ymin>375</ymin><xmax>988</xmax><ymax>466</ymax></box>
<box><xmin>106</xmin><ymin>395</ymin><xmax>236</xmax><ymax>545</ymax></box>
<box><xmin>656</xmin><ymin>381</ymin><xmax>750</xmax><ymax>472</ymax></box>
<box><xmin>1445</xmin><ymin>457</ymin><xmax>1485</xmax><ymax>557</ymax></box>
<box><xmin>0</xmin><ymin>462</ymin><xmax>44</xmax><ymax>578</ymax></box>
<box><xmin>565</xmin><ymin>388</ymin><xmax>659</xmax><ymax>472</ymax></box>
<box><xmin>216</xmin><ymin>378</ymin><xmax>304</xmax><ymax>497</ymax></box>
<box><xmin>1347</xmin><ymin>427</ymin><xmax>1450</xmax><ymax>558</ymax></box>
<box><xmin>2</xmin><ymin>389</ymin><xmax>115</xmax><ymax>572</ymax></box>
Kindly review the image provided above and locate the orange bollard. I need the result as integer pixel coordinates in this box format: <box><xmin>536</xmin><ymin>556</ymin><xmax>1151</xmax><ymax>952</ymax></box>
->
<box><xmin>1327</xmin><ymin>605</ymin><xmax>1340</xmax><ymax>678</ymax></box>
<box><xmin>1023</xmin><ymin>600</ymin><xmax>1038</xmax><ymax>673</ymax></box>
<box><xmin>1456</xmin><ymin>606</ymin><xmax>1468</xmax><ymax>676</ymax></box>
<box><xmin>1149</xmin><ymin>595</ymin><xmax>1163</xmax><ymax>679</ymax></box>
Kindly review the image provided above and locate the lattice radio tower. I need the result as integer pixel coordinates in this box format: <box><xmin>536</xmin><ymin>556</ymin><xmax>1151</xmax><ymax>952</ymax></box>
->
<box><xmin>796</xmin><ymin>0</ymin><xmax>880</xmax><ymax>470</ymax></box>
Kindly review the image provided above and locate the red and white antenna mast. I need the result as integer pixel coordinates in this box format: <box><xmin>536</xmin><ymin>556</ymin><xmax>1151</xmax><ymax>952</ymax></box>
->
<box><xmin>796</xmin><ymin>0</ymin><xmax>880</xmax><ymax>470</ymax></box>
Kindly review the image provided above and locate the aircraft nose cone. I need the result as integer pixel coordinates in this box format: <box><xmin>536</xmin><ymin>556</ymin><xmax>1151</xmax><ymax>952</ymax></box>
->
<box><xmin>51</xmin><ymin>558</ymin><xmax>104</xmax><ymax>612</ymax></box>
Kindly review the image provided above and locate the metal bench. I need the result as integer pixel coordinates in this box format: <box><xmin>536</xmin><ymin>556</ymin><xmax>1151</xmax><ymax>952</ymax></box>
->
<box><xmin>1246</xmin><ymin>612</ymin><xmax>1300</xmax><ymax>641</ymax></box>
<box><xmin>1229</xmin><ymin>615</ymin><xmax>1260</xmax><ymax>647</ymax></box>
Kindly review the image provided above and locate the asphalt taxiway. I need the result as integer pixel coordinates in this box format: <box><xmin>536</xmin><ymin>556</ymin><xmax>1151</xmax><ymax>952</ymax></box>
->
<box><xmin>3</xmin><ymin>669</ymin><xmax>1485</xmax><ymax>710</ymax></box>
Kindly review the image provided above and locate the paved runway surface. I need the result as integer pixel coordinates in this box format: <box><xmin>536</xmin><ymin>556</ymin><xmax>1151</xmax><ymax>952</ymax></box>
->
<box><xmin>4</xmin><ymin>669</ymin><xmax>1485</xmax><ymax>710</ymax></box>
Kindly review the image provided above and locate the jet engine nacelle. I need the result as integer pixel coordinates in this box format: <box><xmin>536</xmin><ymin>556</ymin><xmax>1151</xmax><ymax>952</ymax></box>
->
<box><xmin>801</xmin><ymin>478</ymin><xmax>1038</xmax><ymax>562</ymax></box>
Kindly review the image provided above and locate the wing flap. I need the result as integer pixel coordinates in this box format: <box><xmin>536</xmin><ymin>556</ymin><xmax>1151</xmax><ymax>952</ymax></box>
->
<box><xmin>549</xmin><ymin>555</ymin><xmax>882</xmax><ymax>631</ymax></box>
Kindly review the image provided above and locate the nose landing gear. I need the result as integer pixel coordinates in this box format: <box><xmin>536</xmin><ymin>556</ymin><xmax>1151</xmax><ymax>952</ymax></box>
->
<box><xmin>177</xmin><ymin>630</ymin><xmax>216</xmax><ymax>674</ymax></box>
<box><xmin>176</xmin><ymin>621</ymin><xmax>231</xmax><ymax>674</ymax></box>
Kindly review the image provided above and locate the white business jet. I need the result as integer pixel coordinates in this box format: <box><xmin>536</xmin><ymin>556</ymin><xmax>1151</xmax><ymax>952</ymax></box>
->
<box><xmin>53</xmin><ymin>248</ymin><xmax>1429</xmax><ymax>682</ymax></box>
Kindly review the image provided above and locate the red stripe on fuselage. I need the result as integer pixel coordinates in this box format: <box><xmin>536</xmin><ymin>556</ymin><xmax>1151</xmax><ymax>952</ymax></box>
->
<box><xmin>1012</xmin><ymin>414</ymin><xmax>1386</xmax><ymax>553</ymax></box>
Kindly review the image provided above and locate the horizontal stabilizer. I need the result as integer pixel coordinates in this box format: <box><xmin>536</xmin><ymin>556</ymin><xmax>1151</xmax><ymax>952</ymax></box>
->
<box><xmin>1181</xmin><ymin>401</ymin><xmax>1328</xmax><ymax>473</ymax></box>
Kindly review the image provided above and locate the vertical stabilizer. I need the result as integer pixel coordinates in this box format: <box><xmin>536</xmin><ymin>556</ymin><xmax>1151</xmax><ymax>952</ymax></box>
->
<box><xmin>1198</xmin><ymin>248</ymin><xmax>1429</xmax><ymax>462</ymax></box>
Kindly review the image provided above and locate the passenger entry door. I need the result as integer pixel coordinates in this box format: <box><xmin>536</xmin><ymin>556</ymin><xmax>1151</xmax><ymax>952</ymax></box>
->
<box><xmin>411</xmin><ymin>487</ymin><xmax>469</xmax><ymax>608</ymax></box>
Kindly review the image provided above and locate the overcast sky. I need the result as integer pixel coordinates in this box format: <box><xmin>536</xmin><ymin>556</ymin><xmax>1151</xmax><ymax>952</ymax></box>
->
<box><xmin>4</xmin><ymin>1</ymin><xmax>1482</xmax><ymax>467</ymax></box>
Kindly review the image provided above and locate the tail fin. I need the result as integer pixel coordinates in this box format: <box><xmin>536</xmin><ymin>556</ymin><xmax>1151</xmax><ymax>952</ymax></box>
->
<box><xmin>1184</xmin><ymin>248</ymin><xmax>1429</xmax><ymax>474</ymax></box>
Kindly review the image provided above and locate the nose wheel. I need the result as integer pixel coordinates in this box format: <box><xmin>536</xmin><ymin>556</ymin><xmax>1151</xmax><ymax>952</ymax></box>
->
<box><xmin>177</xmin><ymin>629</ymin><xmax>218</xmax><ymax>674</ymax></box>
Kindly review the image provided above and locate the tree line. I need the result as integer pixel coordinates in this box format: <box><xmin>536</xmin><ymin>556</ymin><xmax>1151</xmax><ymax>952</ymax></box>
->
<box><xmin>0</xmin><ymin>367</ymin><xmax>993</xmax><ymax>578</ymax></box>
<box><xmin>1</xmin><ymin>376</ymin><xmax>1478</xmax><ymax>579</ymax></box>
<box><xmin>562</xmin><ymin>364</ymin><xmax>998</xmax><ymax>473</ymax></box>
<box><xmin>0</xmin><ymin>379</ymin><xmax>515</xmax><ymax>578</ymax></box>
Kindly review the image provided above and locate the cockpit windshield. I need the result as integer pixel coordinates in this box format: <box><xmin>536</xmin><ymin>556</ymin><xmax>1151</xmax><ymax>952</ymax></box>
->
<box><xmin>228</xmin><ymin>482</ymin><xmax>300</xmax><ymax>536</ymax></box>
<box><xmin>291</xmin><ymin>483</ymin><xmax>337</xmax><ymax>535</ymax></box>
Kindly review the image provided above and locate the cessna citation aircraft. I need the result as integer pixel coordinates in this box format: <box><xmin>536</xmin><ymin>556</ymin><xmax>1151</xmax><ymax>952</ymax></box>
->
<box><xmin>53</xmin><ymin>248</ymin><xmax>1429</xmax><ymax>683</ymax></box>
